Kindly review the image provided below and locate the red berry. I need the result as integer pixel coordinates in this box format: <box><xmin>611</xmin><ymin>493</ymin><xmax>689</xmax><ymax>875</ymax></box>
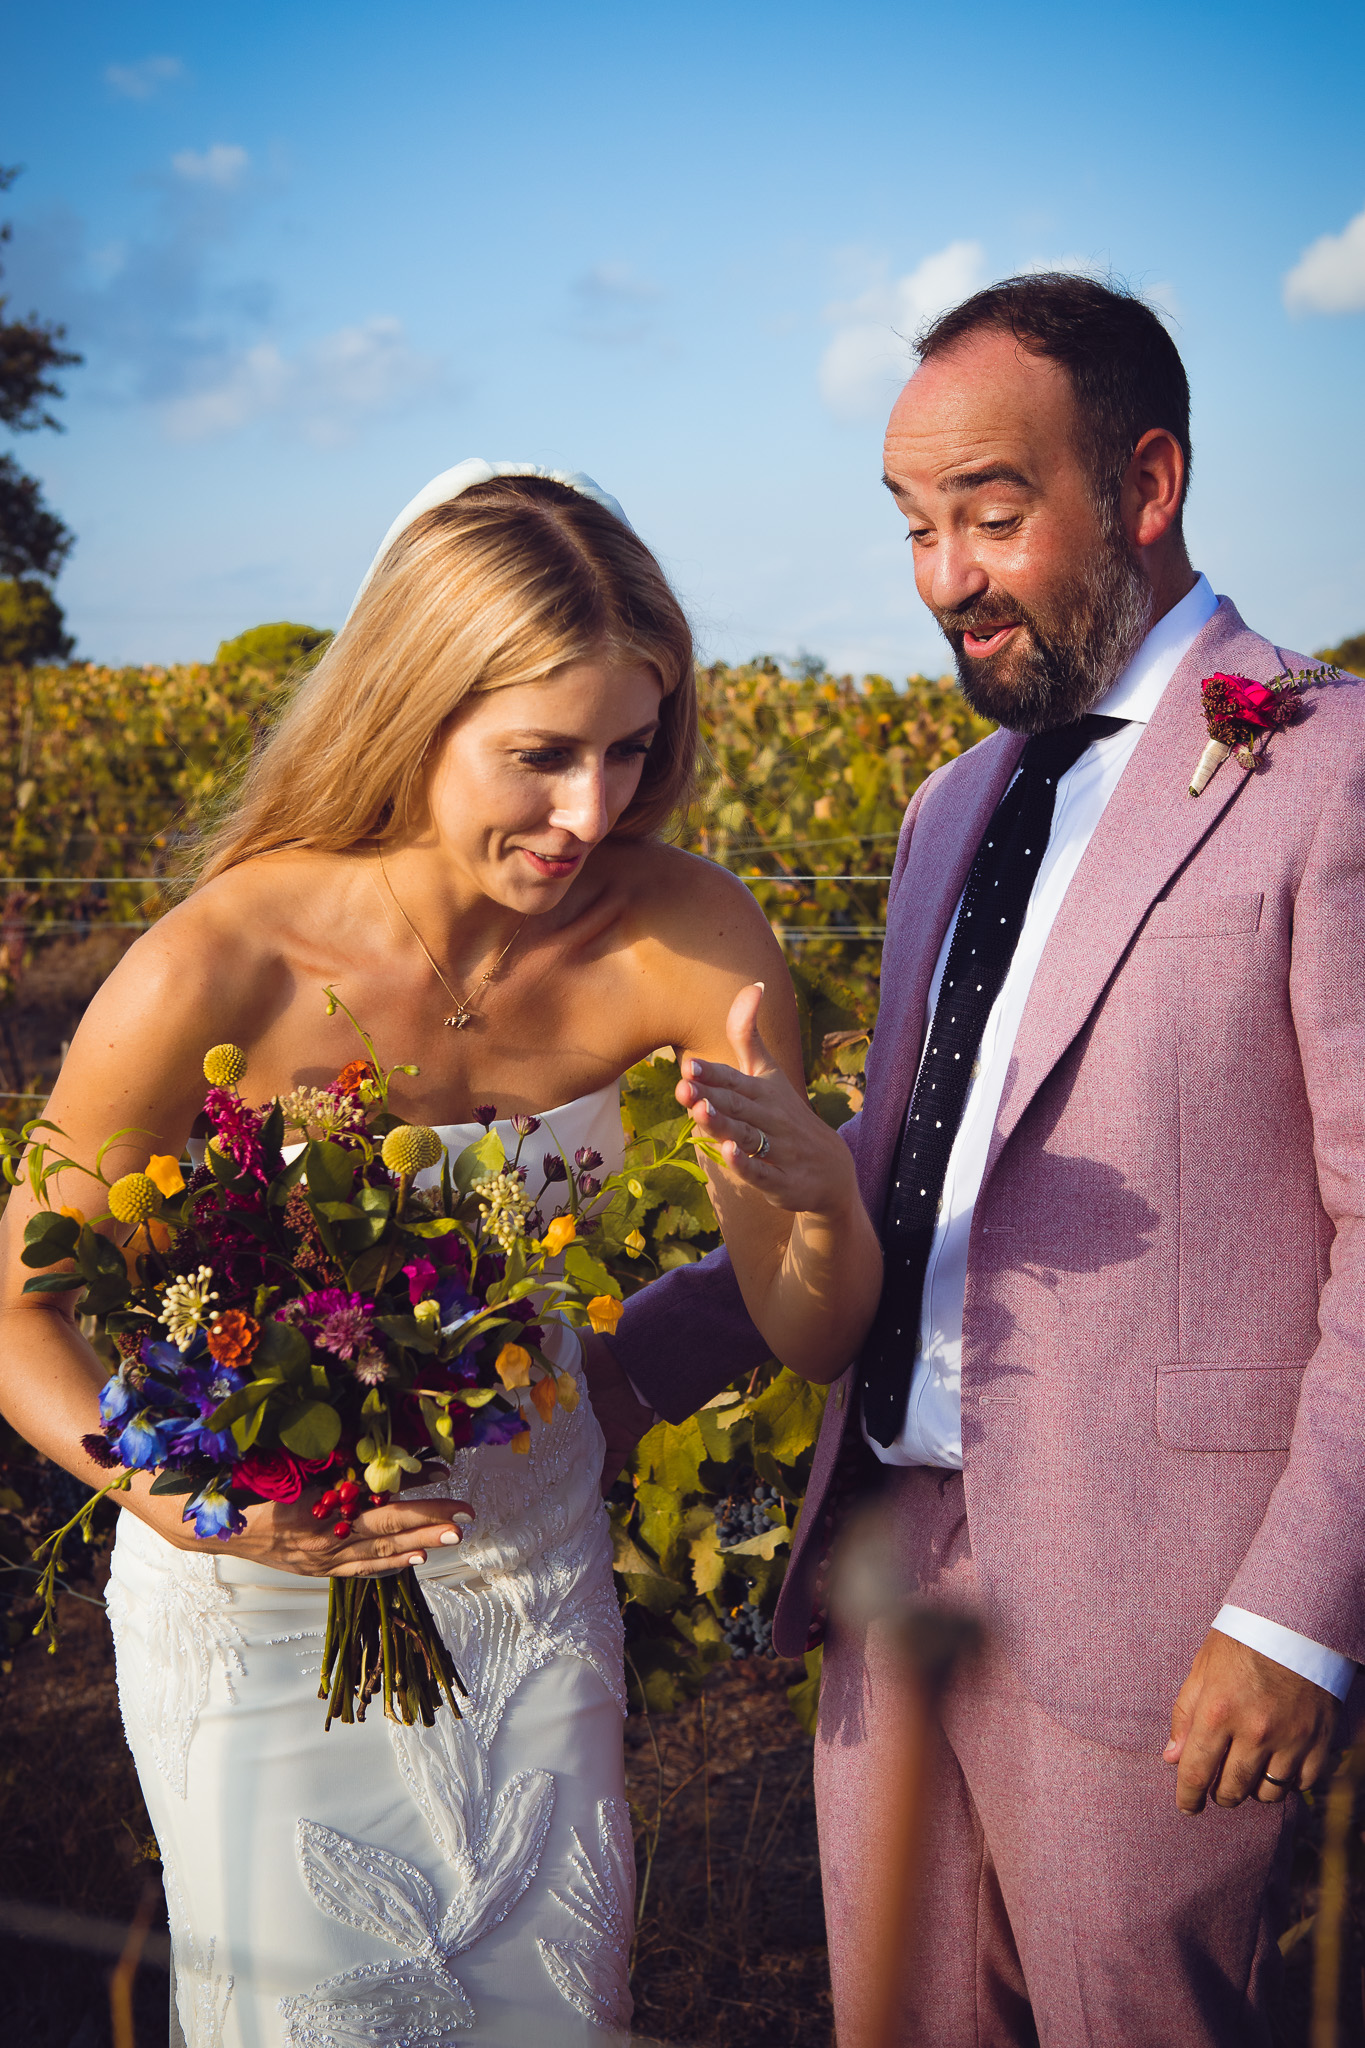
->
<box><xmin>337</xmin><ymin>1480</ymin><xmax>362</xmax><ymax>1505</ymax></box>
<box><xmin>320</xmin><ymin>1489</ymin><xmax>340</xmax><ymax>1510</ymax></box>
<box><xmin>369</xmin><ymin>1491</ymin><xmax>390</xmax><ymax>1507</ymax></box>
<box><xmin>311</xmin><ymin>1502</ymin><xmax>329</xmax><ymax>1521</ymax></box>
<box><xmin>333</xmin><ymin>1519</ymin><xmax>353</xmax><ymax>1539</ymax></box>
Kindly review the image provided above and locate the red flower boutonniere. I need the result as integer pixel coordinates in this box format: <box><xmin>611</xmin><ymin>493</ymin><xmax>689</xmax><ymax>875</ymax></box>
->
<box><xmin>1188</xmin><ymin>665</ymin><xmax>1339</xmax><ymax>796</ymax></box>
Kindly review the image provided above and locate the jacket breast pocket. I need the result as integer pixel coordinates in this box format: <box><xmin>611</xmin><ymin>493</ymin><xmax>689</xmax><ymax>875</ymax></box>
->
<box><xmin>1141</xmin><ymin>891</ymin><xmax>1264</xmax><ymax>939</ymax></box>
<box><xmin>1155</xmin><ymin>1363</ymin><xmax>1303</xmax><ymax>1452</ymax></box>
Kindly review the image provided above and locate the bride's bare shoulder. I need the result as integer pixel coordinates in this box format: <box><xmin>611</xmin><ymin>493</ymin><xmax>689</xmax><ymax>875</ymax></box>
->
<box><xmin>602</xmin><ymin>838</ymin><xmax>767</xmax><ymax>937</ymax></box>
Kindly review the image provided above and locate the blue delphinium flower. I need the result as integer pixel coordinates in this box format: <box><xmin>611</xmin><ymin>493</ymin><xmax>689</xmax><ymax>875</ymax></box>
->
<box><xmin>98</xmin><ymin>1374</ymin><xmax>140</xmax><ymax>1429</ymax></box>
<box><xmin>115</xmin><ymin>1412</ymin><xmax>178</xmax><ymax>1471</ymax></box>
<box><xmin>183</xmin><ymin>1484</ymin><xmax>246</xmax><ymax>1540</ymax></box>
<box><xmin>471</xmin><ymin>1404</ymin><xmax>529</xmax><ymax>1447</ymax></box>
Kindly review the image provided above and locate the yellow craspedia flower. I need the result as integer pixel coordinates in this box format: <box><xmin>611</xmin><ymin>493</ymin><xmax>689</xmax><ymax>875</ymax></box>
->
<box><xmin>381</xmin><ymin>1124</ymin><xmax>443</xmax><ymax>1176</ymax></box>
<box><xmin>107</xmin><ymin>1172</ymin><xmax>158</xmax><ymax>1226</ymax></box>
<box><xmin>203</xmin><ymin>1043</ymin><xmax>248</xmax><ymax>1090</ymax></box>
<box><xmin>496</xmin><ymin>1342</ymin><xmax>533</xmax><ymax>1389</ymax></box>
<box><xmin>541</xmin><ymin>1214</ymin><xmax>576</xmax><ymax>1257</ymax></box>
<box><xmin>145</xmin><ymin>1153</ymin><xmax>186</xmax><ymax>1198</ymax></box>
<box><xmin>586</xmin><ymin>1295</ymin><xmax>623</xmax><ymax>1335</ymax></box>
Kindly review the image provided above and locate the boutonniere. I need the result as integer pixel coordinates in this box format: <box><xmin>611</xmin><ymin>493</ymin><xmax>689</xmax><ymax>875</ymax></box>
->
<box><xmin>1188</xmin><ymin>665</ymin><xmax>1339</xmax><ymax>796</ymax></box>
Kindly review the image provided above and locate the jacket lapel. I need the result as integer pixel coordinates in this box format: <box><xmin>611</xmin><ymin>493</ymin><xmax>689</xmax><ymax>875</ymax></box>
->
<box><xmin>858</xmin><ymin>726</ymin><xmax>1026</xmax><ymax>1215</ymax></box>
<box><xmin>983</xmin><ymin>598</ymin><xmax>1267</xmax><ymax>1176</ymax></box>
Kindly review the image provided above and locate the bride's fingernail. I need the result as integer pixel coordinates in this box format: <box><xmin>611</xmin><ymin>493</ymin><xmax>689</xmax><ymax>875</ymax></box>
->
<box><xmin>408</xmin><ymin>1552</ymin><xmax>426</xmax><ymax>1566</ymax></box>
<box><xmin>701</xmin><ymin>1099</ymin><xmax>714</xmax><ymax>1117</ymax></box>
<box><xmin>452</xmin><ymin>1509</ymin><xmax>475</xmax><ymax>1526</ymax></box>
<box><xmin>754</xmin><ymin>980</ymin><xmax>765</xmax><ymax>992</ymax></box>
<box><xmin>439</xmin><ymin>1528</ymin><xmax>463</xmax><ymax>1546</ymax></box>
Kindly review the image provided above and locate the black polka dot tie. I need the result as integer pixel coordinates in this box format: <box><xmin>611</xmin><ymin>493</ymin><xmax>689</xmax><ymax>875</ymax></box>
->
<box><xmin>860</xmin><ymin>714</ymin><xmax>1129</xmax><ymax>1447</ymax></box>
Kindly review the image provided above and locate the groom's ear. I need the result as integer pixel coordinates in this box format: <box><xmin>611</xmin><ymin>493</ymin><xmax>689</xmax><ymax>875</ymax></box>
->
<box><xmin>1123</xmin><ymin>427</ymin><xmax>1187</xmax><ymax>555</ymax></box>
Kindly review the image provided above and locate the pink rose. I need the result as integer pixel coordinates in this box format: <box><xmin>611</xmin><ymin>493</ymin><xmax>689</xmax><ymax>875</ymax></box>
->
<box><xmin>1209</xmin><ymin>673</ymin><xmax>1275</xmax><ymax>728</ymax></box>
<box><xmin>235</xmin><ymin>1449</ymin><xmax>331</xmax><ymax>1502</ymax></box>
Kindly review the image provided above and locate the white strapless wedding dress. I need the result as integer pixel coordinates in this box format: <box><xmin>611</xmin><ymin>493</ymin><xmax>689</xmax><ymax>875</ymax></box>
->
<box><xmin>105</xmin><ymin>1084</ymin><xmax>634</xmax><ymax>2048</ymax></box>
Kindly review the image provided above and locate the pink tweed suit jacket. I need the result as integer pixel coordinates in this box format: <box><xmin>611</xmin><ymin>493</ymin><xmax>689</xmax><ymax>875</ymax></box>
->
<box><xmin>612</xmin><ymin>598</ymin><xmax>1365</xmax><ymax>1749</ymax></box>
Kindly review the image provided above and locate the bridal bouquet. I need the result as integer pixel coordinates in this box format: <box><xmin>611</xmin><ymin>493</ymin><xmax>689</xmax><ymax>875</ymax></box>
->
<box><xmin>6</xmin><ymin>990</ymin><xmax>705</xmax><ymax>1728</ymax></box>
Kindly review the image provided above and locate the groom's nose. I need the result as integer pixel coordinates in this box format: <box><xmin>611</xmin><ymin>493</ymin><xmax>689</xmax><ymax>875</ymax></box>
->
<box><xmin>548</xmin><ymin>766</ymin><xmax>610</xmax><ymax>843</ymax></box>
<box><xmin>922</xmin><ymin>532</ymin><xmax>991</xmax><ymax>617</ymax></box>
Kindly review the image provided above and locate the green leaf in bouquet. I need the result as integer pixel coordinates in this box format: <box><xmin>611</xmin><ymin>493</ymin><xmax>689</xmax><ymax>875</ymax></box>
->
<box><xmin>401</xmin><ymin>1216</ymin><xmax>460</xmax><ymax>1239</ymax></box>
<box><xmin>206</xmin><ymin>1377</ymin><xmax>279</xmax><ymax>1432</ymax></box>
<box><xmin>375</xmin><ymin>1312</ymin><xmax>438</xmax><ymax>1354</ymax></box>
<box><xmin>456</xmin><ymin>1386</ymin><xmax>500</xmax><ymax>1410</ymax></box>
<box><xmin>266</xmin><ymin>1151</ymin><xmax>309</xmax><ymax>1206</ymax></box>
<box><xmin>147</xmin><ymin>1469</ymin><xmax>199</xmax><ymax>1496</ymax></box>
<box><xmin>21</xmin><ymin>1271</ymin><xmax>87</xmax><ymax>1294</ymax></box>
<box><xmin>252</xmin><ymin>1318</ymin><xmax>311</xmax><ymax>1383</ymax></box>
<box><xmin>20</xmin><ymin>1211</ymin><xmax>81</xmax><ymax>1267</ymax></box>
<box><xmin>355</xmin><ymin>1185</ymin><xmax>392</xmax><ymax>1219</ymax></box>
<box><xmin>303</xmin><ymin>1139</ymin><xmax>356</xmax><ymax>1205</ymax></box>
<box><xmin>75</xmin><ymin>1227</ymin><xmax>127</xmax><ymax>1286</ymax></box>
<box><xmin>279</xmin><ymin>1401</ymin><xmax>343</xmax><ymax>1459</ymax></box>
<box><xmin>562</xmin><ymin>1243</ymin><xmax>620</xmax><ymax>1301</ymax></box>
<box><xmin>259</xmin><ymin>1102</ymin><xmax>285</xmax><ymax>1157</ymax></box>
<box><xmin>345</xmin><ymin>1243</ymin><xmax>392</xmax><ymax>1293</ymax></box>
<box><xmin>452</xmin><ymin>1128</ymin><xmax>506</xmax><ymax>1193</ymax></box>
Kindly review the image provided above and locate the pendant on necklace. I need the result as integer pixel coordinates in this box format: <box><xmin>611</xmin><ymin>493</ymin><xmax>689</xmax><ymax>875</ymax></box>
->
<box><xmin>444</xmin><ymin>1010</ymin><xmax>473</xmax><ymax>1030</ymax></box>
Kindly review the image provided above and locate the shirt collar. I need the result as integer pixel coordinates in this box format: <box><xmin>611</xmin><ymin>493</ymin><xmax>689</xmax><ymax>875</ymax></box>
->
<box><xmin>1090</xmin><ymin>573</ymin><xmax>1218</xmax><ymax>725</ymax></box>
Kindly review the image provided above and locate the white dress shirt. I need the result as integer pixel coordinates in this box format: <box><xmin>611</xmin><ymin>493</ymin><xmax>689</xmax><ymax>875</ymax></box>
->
<box><xmin>865</xmin><ymin>575</ymin><xmax>1354</xmax><ymax>1701</ymax></box>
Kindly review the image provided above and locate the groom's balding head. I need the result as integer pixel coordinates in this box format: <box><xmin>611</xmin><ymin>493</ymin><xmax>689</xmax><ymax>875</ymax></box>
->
<box><xmin>883</xmin><ymin>274</ymin><xmax>1195</xmax><ymax>733</ymax></box>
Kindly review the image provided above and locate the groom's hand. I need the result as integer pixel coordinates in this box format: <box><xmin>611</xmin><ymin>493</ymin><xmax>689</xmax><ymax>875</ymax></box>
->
<box><xmin>1165</xmin><ymin>1629</ymin><xmax>1339</xmax><ymax>1813</ymax></box>
<box><xmin>579</xmin><ymin>1331</ymin><xmax>656</xmax><ymax>1495</ymax></box>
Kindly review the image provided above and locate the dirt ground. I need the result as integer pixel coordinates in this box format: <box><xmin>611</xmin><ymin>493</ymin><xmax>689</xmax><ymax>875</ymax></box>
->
<box><xmin>1</xmin><ymin>1565</ymin><xmax>1361</xmax><ymax>2048</ymax></box>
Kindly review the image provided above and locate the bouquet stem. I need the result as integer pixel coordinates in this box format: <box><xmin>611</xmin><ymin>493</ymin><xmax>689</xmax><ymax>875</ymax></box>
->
<box><xmin>319</xmin><ymin>1567</ymin><xmax>465</xmax><ymax>1728</ymax></box>
<box><xmin>29</xmin><ymin>1477</ymin><xmax>132</xmax><ymax>1649</ymax></box>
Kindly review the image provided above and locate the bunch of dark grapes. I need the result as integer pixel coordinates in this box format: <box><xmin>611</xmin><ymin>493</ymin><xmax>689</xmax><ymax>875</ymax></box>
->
<box><xmin>722</xmin><ymin>1599</ymin><xmax>774</xmax><ymax>1659</ymax></box>
<box><xmin>713</xmin><ymin>1480</ymin><xmax>782</xmax><ymax>1551</ymax></box>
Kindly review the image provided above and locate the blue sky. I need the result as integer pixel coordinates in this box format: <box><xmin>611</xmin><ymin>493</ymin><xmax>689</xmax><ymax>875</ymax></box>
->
<box><xmin>3</xmin><ymin>0</ymin><xmax>1363</xmax><ymax>673</ymax></box>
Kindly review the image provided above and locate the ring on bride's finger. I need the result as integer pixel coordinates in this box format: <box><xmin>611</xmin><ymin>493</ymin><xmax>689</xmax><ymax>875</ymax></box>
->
<box><xmin>744</xmin><ymin>1130</ymin><xmax>771</xmax><ymax>1160</ymax></box>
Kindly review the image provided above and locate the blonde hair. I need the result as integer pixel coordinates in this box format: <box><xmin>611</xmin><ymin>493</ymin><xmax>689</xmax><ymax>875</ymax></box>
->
<box><xmin>195</xmin><ymin>476</ymin><xmax>697</xmax><ymax>883</ymax></box>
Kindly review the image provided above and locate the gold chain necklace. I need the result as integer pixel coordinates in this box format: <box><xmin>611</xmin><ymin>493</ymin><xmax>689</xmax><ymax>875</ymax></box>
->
<box><xmin>376</xmin><ymin>848</ymin><xmax>528</xmax><ymax>1030</ymax></box>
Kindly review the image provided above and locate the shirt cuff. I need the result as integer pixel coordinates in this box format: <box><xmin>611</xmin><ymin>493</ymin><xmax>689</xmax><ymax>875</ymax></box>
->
<box><xmin>1212</xmin><ymin>1605</ymin><xmax>1356</xmax><ymax>1701</ymax></box>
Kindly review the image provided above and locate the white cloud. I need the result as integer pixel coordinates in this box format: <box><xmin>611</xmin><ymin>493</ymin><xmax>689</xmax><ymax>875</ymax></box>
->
<box><xmin>575</xmin><ymin>261</ymin><xmax>662</xmax><ymax>305</ymax></box>
<box><xmin>1283</xmin><ymin>205</ymin><xmax>1365</xmax><ymax>315</ymax></box>
<box><xmin>162</xmin><ymin>316</ymin><xmax>445</xmax><ymax>445</ymax></box>
<box><xmin>171</xmin><ymin>145</ymin><xmax>250</xmax><ymax>191</ymax></box>
<box><xmin>105</xmin><ymin>54</ymin><xmax>184</xmax><ymax>100</ymax></box>
<box><xmin>818</xmin><ymin>241</ymin><xmax>986</xmax><ymax>421</ymax></box>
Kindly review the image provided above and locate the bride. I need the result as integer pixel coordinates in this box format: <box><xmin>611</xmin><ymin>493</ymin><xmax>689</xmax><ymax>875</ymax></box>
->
<box><xmin>0</xmin><ymin>460</ymin><xmax>881</xmax><ymax>2046</ymax></box>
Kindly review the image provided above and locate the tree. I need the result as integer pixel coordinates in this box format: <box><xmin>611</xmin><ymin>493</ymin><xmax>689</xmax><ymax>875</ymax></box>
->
<box><xmin>215</xmin><ymin>622</ymin><xmax>334</xmax><ymax>670</ymax></box>
<box><xmin>1318</xmin><ymin>631</ymin><xmax>1365</xmax><ymax>679</ymax></box>
<box><xmin>0</xmin><ymin>166</ymin><xmax>81</xmax><ymax>662</ymax></box>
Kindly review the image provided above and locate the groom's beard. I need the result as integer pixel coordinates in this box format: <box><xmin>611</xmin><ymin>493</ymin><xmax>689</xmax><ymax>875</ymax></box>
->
<box><xmin>933</xmin><ymin>525</ymin><xmax>1154</xmax><ymax>735</ymax></box>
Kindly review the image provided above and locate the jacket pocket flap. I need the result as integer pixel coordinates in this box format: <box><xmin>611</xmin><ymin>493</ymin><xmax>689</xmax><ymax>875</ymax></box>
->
<box><xmin>1156</xmin><ymin>1364</ymin><xmax>1303</xmax><ymax>1452</ymax></box>
<box><xmin>1142</xmin><ymin>891</ymin><xmax>1264</xmax><ymax>938</ymax></box>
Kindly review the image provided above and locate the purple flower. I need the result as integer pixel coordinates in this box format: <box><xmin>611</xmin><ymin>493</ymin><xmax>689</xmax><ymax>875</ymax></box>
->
<box><xmin>578</xmin><ymin>1174</ymin><xmax>601</xmax><ymax>1198</ymax></box>
<box><xmin>315</xmin><ymin>1295</ymin><xmax>375</xmax><ymax>1360</ymax></box>
<box><xmin>164</xmin><ymin>1415</ymin><xmax>236</xmax><ymax>1463</ymax></box>
<box><xmin>574</xmin><ymin>1147</ymin><xmax>603</xmax><ymax>1171</ymax></box>
<box><xmin>474</xmin><ymin>1105</ymin><xmax>497</xmax><ymax>1129</ymax></box>
<box><xmin>403</xmin><ymin>1257</ymin><xmax>439</xmax><ymax>1307</ymax></box>
<box><xmin>115</xmin><ymin>1413</ymin><xmax>178</xmax><ymax>1471</ymax></box>
<box><xmin>511</xmin><ymin>1114</ymin><xmax>541</xmax><ymax>1137</ymax></box>
<box><xmin>471</xmin><ymin>1404</ymin><xmax>531</xmax><ymax>1447</ymax></box>
<box><xmin>203</xmin><ymin>1087</ymin><xmax>268</xmax><ymax>1177</ymax></box>
<box><xmin>541</xmin><ymin>1153</ymin><xmax>568</xmax><ymax>1184</ymax></box>
<box><xmin>183</xmin><ymin>1484</ymin><xmax>247</xmax><ymax>1541</ymax></box>
<box><xmin>81</xmin><ymin>1432</ymin><xmax>122</xmax><ymax>1470</ymax></box>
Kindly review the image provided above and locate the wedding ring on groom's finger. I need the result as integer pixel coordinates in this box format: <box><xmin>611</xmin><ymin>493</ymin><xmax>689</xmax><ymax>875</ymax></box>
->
<box><xmin>1261</xmin><ymin>1770</ymin><xmax>1295</xmax><ymax>1789</ymax></box>
<box><xmin>744</xmin><ymin>1130</ymin><xmax>771</xmax><ymax>1161</ymax></box>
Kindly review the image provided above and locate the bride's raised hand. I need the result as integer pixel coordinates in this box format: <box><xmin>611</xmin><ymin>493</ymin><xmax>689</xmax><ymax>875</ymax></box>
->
<box><xmin>676</xmin><ymin>983</ymin><xmax>860</xmax><ymax>1218</ymax></box>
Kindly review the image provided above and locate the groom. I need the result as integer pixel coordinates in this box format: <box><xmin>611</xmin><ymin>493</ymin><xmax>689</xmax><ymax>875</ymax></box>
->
<box><xmin>589</xmin><ymin>273</ymin><xmax>1365</xmax><ymax>2044</ymax></box>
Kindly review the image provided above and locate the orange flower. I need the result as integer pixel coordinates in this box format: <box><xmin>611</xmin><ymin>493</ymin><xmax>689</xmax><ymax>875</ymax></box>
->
<box><xmin>334</xmin><ymin>1059</ymin><xmax>376</xmax><ymax>1099</ymax></box>
<box><xmin>145</xmin><ymin>1153</ymin><xmax>186</xmax><ymax>1198</ymax></box>
<box><xmin>121</xmin><ymin>1219</ymin><xmax>171</xmax><ymax>1281</ymax></box>
<box><xmin>510</xmin><ymin>1428</ymin><xmax>532</xmax><ymax>1455</ymax></box>
<box><xmin>529</xmin><ymin>1375</ymin><xmax>558</xmax><ymax>1424</ymax></box>
<box><xmin>586</xmin><ymin>1295</ymin><xmax>623</xmax><ymax>1335</ymax></box>
<box><xmin>207</xmin><ymin>1309</ymin><xmax>259</xmax><ymax>1367</ymax></box>
<box><xmin>495</xmin><ymin>1342</ymin><xmax>533</xmax><ymax>1389</ymax></box>
<box><xmin>541</xmin><ymin>1215</ymin><xmax>577</xmax><ymax>1257</ymax></box>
